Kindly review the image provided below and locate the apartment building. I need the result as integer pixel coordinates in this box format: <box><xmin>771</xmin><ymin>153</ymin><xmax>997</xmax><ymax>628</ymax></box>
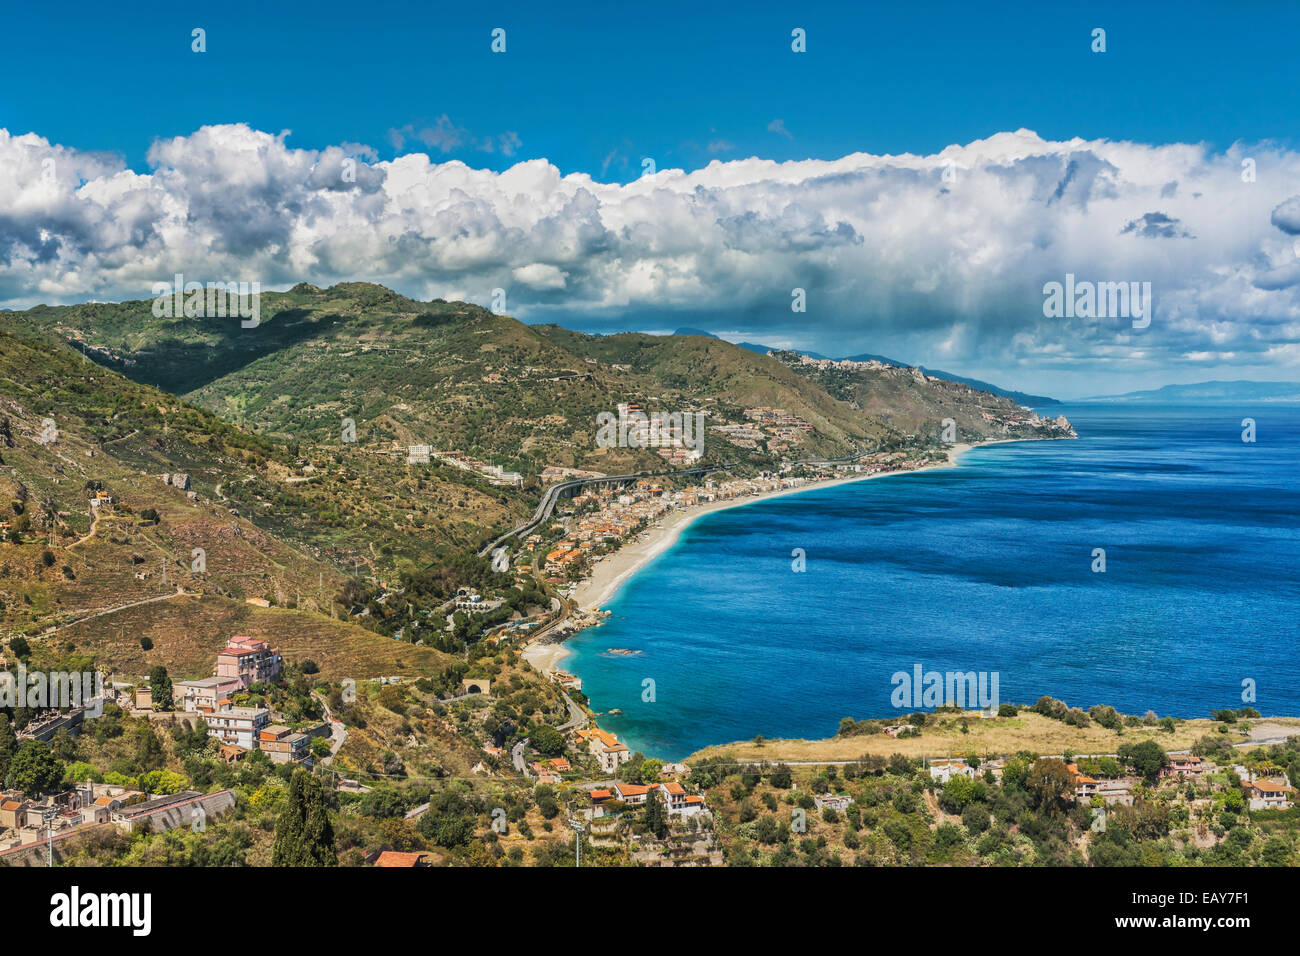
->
<box><xmin>215</xmin><ymin>635</ymin><xmax>282</xmax><ymax>690</ymax></box>
<box><xmin>258</xmin><ymin>724</ymin><xmax>310</xmax><ymax>764</ymax></box>
<box><xmin>172</xmin><ymin>676</ymin><xmax>244</xmax><ymax>713</ymax></box>
<box><xmin>206</xmin><ymin>704</ymin><xmax>271</xmax><ymax>751</ymax></box>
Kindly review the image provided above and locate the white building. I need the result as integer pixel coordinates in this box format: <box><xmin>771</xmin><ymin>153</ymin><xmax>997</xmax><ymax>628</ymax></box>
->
<box><xmin>172</xmin><ymin>676</ymin><xmax>243</xmax><ymax>713</ymax></box>
<box><xmin>929</xmin><ymin>760</ymin><xmax>977</xmax><ymax>784</ymax></box>
<box><xmin>206</xmin><ymin>705</ymin><xmax>271</xmax><ymax>751</ymax></box>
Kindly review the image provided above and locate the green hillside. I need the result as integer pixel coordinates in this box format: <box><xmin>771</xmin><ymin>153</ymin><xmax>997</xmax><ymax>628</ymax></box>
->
<box><xmin>12</xmin><ymin>282</ymin><xmax>1073</xmax><ymax>476</ymax></box>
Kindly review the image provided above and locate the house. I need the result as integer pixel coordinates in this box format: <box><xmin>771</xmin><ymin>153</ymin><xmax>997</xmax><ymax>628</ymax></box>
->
<box><xmin>0</xmin><ymin>800</ymin><xmax>27</xmax><ymax>830</ymax></box>
<box><xmin>172</xmin><ymin>676</ymin><xmax>244</xmax><ymax>713</ymax></box>
<box><xmin>206</xmin><ymin>704</ymin><xmax>271</xmax><ymax>750</ymax></box>
<box><xmin>1162</xmin><ymin>755</ymin><xmax>1208</xmax><ymax>779</ymax></box>
<box><xmin>258</xmin><ymin>725</ymin><xmax>310</xmax><ymax>764</ymax></box>
<box><xmin>217</xmin><ymin>742</ymin><xmax>246</xmax><ymax>763</ymax></box>
<box><xmin>550</xmin><ymin>670</ymin><xmax>583</xmax><ymax>691</ymax></box>
<box><xmin>660</xmin><ymin>781</ymin><xmax>708</xmax><ymax>817</ymax></box>
<box><xmin>134</xmin><ymin>687</ymin><xmax>153</xmax><ymax>710</ymax></box>
<box><xmin>1247</xmin><ymin>779</ymin><xmax>1293</xmax><ymax>811</ymax></box>
<box><xmin>660</xmin><ymin>762</ymin><xmax>690</xmax><ymax>779</ymax></box>
<box><xmin>374</xmin><ymin>850</ymin><xmax>431</xmax><ymax>867</ymax></box>
<box><xmin>548</xmin><ymin>757</ymin><xmax>571</xmax><ymax>772</ymax></box>
<box><xmin>612</xmin><ymin>782</ymin><xmax>655</xmax><ymax>805</ymax></box>
<box><xmin>595</xmin><ymin>783</ymin><xmax>707</xmax><ymax>818</ymax></box>
<box><xmin>215</xmin><ymin>635</ymin><xmax>282</xmax><ymax>690</ymax></box>
<box><xmin>929</xmin><ymin>760</ymin><xmax>977</xmax><ymax>784</ymax></box>
<box><xmin>577</xmin><ymin>727</ymin><xmax>633</xmax><ymax>774</ymax></box>
<box><xmin>981</xmin><ymin>758</ymin><xmax>1007</xmax><ymax>781</ymax></box>
<box><xmin>529</xmin><ymin>763</ymin><xmax>561</xmax><ymax>784</ymax></box>
<box><xmin>1067</xmin><ymin>763</ymin><xmax>1102</xmax><ymax>800</ymax></box>
<box><xmin>814</xmin><ymin>794</ymin><xmax>852</xmax><ymax>813</ymax></box>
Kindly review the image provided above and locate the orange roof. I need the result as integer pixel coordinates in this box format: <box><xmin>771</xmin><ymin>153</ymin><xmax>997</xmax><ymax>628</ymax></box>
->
<box><xmin>614</xmin><ymin>783</ymin><xmax>653</xmax><ymax>797</ymax></box>
<box><xmin>1251</xmin><ymin>779</ymin><xmax>1291</xmax><ymax>793</ymax></box>
<box><xmin>1</xmin><ymin>801</ymin><xmax>21</xmax><ymax>811</ymax></box>
<box><xmin>662</xmin><ymin>782</ymin><xmax>685</xmax><ymax>795</ymax></box>
<box><xmin>590</xmin><ymin>789</ymin><xmax>613</xmax><ymax>800</ymax></box>
<box><xmin>374</xmin><ymin>851</ymin><xmax>425</xmax><ymax>867</ymax></box>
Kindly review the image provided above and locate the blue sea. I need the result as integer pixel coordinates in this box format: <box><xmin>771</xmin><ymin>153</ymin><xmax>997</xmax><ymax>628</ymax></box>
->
<box><xmin>564</xmin><ymin>404</ymin><xmax>1300</xmax><ymax>760</ymax></box>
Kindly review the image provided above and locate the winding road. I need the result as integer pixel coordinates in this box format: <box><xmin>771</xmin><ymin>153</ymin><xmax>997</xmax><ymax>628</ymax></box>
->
<box><xmin>476</xmin><ymin>463</ymin><xmax>729</xmax><ymax>558</ymax></box>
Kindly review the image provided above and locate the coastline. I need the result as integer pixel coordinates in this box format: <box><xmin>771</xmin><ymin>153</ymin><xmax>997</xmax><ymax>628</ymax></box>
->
<box><xmin>521</xmin><ymin>439</ymin><xmax>1024</xmax><ymax>675</ymax></box>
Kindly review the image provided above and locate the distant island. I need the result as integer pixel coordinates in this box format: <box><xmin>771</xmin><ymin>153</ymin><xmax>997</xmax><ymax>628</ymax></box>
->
<box><xmin>1079</xmin><ymin>380</ymin><xmax>1300</xmax><ymax>403</ymax></box>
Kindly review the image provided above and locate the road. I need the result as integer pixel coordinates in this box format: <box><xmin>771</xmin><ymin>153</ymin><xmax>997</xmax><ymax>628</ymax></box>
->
<box><xmin>556</xmin><ymin>692</ymin><xmax>588</xmax><ymax>733</ymax></box>
<box><xmin>44</xmin><ymin>587</ymin><xmax>194</xmax><ymax>635</ymax></box>
<box><xmin>512</xmin><ymin>738</ymin><xmax>530</xmax><ymax>776</ymax></box>
<box><xmin>311</xmin><ymin>692</ymin><xmax>348</xmax><ymax>762</ymax></box>
<box><xmin>476</xmin><ymin>462</ymin><xmax>728</xmax><ymax>557</ymax></box>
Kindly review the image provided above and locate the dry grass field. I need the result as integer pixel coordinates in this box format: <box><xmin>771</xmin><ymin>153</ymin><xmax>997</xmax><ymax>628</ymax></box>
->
<box><xmin>689</xmin><ymin>711</ymin><xmax>1300</xmax><ymax>764</ymax></box>
<box><xmin>37</xmin><ymin>591</ymin><xmax>453</xmax><ymax>683</ymax></box>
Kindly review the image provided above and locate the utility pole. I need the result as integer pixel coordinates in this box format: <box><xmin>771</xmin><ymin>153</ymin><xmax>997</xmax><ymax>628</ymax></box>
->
<box><xmin>569</xmin><ymin>817</ymin><xmax>586</xmax><ymax>868</ymax></box>
<box><xmin>42</xmin><ymin>806</ymin><xmax>57</xmax><ymax>867</ymax></box>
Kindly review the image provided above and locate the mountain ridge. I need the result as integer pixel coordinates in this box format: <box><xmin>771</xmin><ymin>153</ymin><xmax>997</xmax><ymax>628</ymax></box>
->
<box><xmin>1078</xmin><ymin>380</ymin><xmax>1300</xmax><ymax>403</ymax></box>
<box><xmin>671</xmin><ymin>327</ymin><xmax>1058</xmax><ymax>406</ymax></box>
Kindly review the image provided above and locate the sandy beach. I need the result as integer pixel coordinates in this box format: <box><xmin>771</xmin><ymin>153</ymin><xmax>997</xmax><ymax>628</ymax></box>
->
<box><xmin>567</xmin><ymin>441</ymin><xmax>1000</xmax><ymax>613</ymax></box>
<box><xmin>521</xmin><ymin>440</ymin><xmax>1025</xmax><ymax>676</ymax></box>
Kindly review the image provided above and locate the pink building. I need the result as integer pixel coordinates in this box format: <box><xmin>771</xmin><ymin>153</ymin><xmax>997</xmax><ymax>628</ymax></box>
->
<box><xmin>215</xmin><ymin>635</ymin><xmax>282</xmax><ymax>690</ymax></box>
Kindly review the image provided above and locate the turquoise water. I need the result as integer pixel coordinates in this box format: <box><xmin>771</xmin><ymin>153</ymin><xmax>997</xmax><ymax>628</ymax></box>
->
<box><xmin>564</xmin><ymin>404</ymin><xmax>1300</xmax><ymax>760</ymax></box>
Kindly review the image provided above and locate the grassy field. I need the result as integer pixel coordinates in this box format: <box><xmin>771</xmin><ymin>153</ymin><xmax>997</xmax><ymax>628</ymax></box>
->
<box><xmin>39</xmin><ymin>591</ymin><xmax>454</xmax><ymax>683</ymax></box>
<box><xmin>688</xmin><ymin>711</ymin><xmax>1300</xmax><ymax>764</ymax></box>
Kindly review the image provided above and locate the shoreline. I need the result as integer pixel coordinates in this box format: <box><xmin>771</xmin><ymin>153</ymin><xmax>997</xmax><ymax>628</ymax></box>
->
<box><xmin>520</xmin><ymin>438</ymin><xmax>1026</xmax><ymax>676</ymax></box>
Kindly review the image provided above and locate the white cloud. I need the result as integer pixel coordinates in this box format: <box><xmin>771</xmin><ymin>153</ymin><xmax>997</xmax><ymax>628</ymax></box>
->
<box><xmin>2</xmin><ymin>124</ymin><xmax>1300</xmax><ymax>384</ymax></box>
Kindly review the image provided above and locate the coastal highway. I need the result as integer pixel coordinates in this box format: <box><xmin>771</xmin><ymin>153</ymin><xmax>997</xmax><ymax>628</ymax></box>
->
<box><xmin>476</xmin><ymin>462</ymin><xmax>730</xmax><ymax>558</ymax></box>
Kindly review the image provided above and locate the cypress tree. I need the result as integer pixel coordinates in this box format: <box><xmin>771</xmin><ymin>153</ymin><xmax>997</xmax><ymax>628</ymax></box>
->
<box><xmin>0</xmin><ymin>715</ymin><xmax>16</xmax><ymax>781</ymax></box>
<box><xmin>273</xmin><ymin>768</ymin><xmax>337</xmax><ymax>866</ymax></box>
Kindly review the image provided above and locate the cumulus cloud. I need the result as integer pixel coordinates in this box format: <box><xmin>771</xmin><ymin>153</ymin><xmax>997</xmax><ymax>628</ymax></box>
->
<box><xmin>1120</xmin><ymin>211</ymin><xmax>1194</xmax><ymax>238</ymax></box>
<box><xmin>1271</xmin><ymin>195</ymin><xmax>1300</xmax><ymax>235</ymax></box>
<box><xmin>2</xmin><ymin>123</ymin><xmax>1300</xmax><ymax>384</ymax></box>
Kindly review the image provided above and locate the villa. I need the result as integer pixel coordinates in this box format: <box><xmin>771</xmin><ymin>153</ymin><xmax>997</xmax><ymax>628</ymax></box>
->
<box><xmin>577</xmin><ymin>727</ymin><xmax>633</xmax><ymax>774</ymax></box>
<box><xmin>1067</xmin><ymin>764</ymin><xmax>1102</xmax><ymax>800</ymax></box>
<box><xmin>1162</xmin><ymin>755</ymin><xmax>1210</xmax><ymax>779</ymax></box>
<box><xmin>1247</xmin><ymin>778</ymin><xmax>1293</xmax><ymax>811</ymax></box>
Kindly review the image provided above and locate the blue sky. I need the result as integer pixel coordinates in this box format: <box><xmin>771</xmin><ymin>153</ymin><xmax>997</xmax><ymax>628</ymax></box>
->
<box><xmin>4</xmin><ymin>1</ymin><xmax>1300</xmax><ymax>397</ymax></box>
<box><xmin>6</xmin><ymin>0</ymin><xmax>1298</xmax><ymax>177</ymax></box>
